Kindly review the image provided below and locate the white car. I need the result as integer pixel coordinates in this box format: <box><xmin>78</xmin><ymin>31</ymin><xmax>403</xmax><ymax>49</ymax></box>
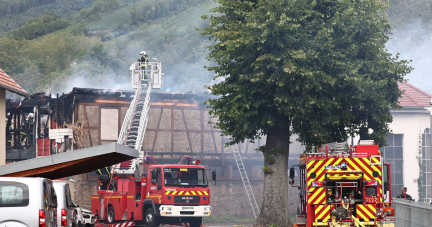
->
<box><xmin>81</xmin><ymin>207</ymin><xmax>95</xmax><ymax>226</ymax></box>
<box><xmin>72</xmin><ymin>201</ymin><xmax>85</xmax><ymax>227</ymax></box>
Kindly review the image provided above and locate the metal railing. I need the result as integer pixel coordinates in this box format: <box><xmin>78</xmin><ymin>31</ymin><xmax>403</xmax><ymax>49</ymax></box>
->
<box><xmin>393</xmin><ymin>198</ymin><xmax>432</xmax><ymax>226</ymax></box>
<box><xmin>134</xmin><ymin>84</ymin><xmax>151</xmax><ymax>156</ymax></box>
<box><xmin>117</xmin><ymin>88</ymin><xmax>139</xmax><ymax>145</ymax></box>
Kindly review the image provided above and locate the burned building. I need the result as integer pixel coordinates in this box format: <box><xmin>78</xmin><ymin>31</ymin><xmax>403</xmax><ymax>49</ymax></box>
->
<box><xmin>6</xmin><ymin>87</ymin><xmax>302</xmax><ymax>218</ymax></box>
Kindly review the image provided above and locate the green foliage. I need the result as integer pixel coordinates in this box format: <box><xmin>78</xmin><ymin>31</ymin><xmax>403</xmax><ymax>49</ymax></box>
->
<box><xmin>202</xmin><ymin>0</ymin><xmax>411</xmax><ymax>148</ymax></box>
<box><xmin>268</xmin><ymin>224</ymin><xmax>278</xmax><ymax>227</ymax></box>
<box><xmin>387</xmin><ymin>0</ymin><xmax>432</xmax><ymax>28</ymax></box>
<box><xmin>78</xmin><ymin>0</ymin><xmax>120</xmax><ymax>21</ymax></box>
<box><xmin>9</xmin><ymin>11</ymin><xmax>70</xmax><ymax>40</ymax></box>
<box><xmin>127</xmin><ymin>0</ymin><xmax>207</xmax><ymax>26</ymax></box>
<box><xmin>1</xmin><ymin>0</ymin><xmax>216</xmax><ymax>94</ymax></box>
<box><xmin>414</xmin><ymin>133</ymin><xmax>425</xmax><ymax>201</ymax></box>
<box><xmin>0</xmin><ymin>0</ymin><xmax>94</xmax><ymax>36</ymax></box>
<box><xmin>0</xmin><ymin>37</ymin><xmax>23</xmax><ymax>74</ymax></box>
<box><xmin>261</xmin><ymin>166</ymin><xmax>273</xmax><ymax>174</ymax></box>
<box><xmin>265</xmin><ymin>155</ymin><xmax>275</xmax><ymax>165</ymax></box>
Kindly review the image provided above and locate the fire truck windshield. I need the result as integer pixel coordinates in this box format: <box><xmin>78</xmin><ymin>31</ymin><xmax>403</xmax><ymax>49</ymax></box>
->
<box><xmin>163</xmin><ymin>168</ymin><xmax>208</xmax><ymax>187</ymax></box>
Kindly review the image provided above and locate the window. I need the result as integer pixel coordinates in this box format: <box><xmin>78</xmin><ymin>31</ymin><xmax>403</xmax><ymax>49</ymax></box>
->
<box><xmin>65</xmin><ymin>185</ymin><xmax>72</xmax><ymax>209</ymax></box>
<box><xmin>380</xmin><ymin>134</ymin><xmax>403</xmax><ymax>198</ymax></box>
<box><xmin>163</xmin><ymin>168</ymin><xmax>208</xmax><ymax>187</ymax></box>
<box><xmin>43</xmin><ymin>183</ymin><xmax>50</xmax><ymax>210</ymax></box>
<box><xmin>0</xmin><ymin>181</ymin><xmax>29</xmax><ymax>207</ymax></box>
<box><xmin>423</xmin><ymin>128</ymin><xmax>431</xmax><ymax>201</ymax></box>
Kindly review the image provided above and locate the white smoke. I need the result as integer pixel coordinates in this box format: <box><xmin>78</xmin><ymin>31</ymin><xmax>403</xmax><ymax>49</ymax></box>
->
<box><xmin>386</xmin><ymin>20</ymin><xmax>432</xmax><ymax>94</ymax></box>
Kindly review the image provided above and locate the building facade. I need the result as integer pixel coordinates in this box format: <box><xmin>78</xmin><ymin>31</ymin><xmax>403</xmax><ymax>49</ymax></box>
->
<box><xmin>382</xmin><ymin>82</ymin><xmax>432</xmax><ymax>201</ymax></box>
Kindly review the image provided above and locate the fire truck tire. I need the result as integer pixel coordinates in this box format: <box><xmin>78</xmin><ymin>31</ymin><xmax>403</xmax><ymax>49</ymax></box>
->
<box><xmin>188</xmin><ymin>217</ymin><xmax>202</xmax><ymax>227</ymax></box>
<box><xmin>107</xmin><ymin>206</ymin><xmax>115</xmax><ymax>224</ymax></box>
<box><xmin>145</xmin><ymin>208</ymin><xmax>160</xmax><ymax>227</ymax></box>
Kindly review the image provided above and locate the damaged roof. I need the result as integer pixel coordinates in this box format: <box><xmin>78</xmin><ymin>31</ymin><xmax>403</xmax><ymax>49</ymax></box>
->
<box><xmin>0</xmin><ymin>69</ymin><xmax>28</xmax><ymax>96</ymax></box>
<box><xmin>0</xmin><ymin>143</ymin><xmax>138</xmax><ymax>179</ymax></box>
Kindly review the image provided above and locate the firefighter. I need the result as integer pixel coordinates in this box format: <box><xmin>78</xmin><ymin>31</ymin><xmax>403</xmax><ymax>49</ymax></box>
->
<box><xmin>6</xmin><ymin>113</ymin><xmax>11</xmax><ymax>146</ymax></box>
<box><xmin>327</xmin><ymin>188</ymin><xmax>336</xmax><ymax>203</ymax></box>
<box><xmin>138</xmin><ymin>51</ymin><xmax>149</xmax><ymax>84</ymax></box>
<box><xmin>396</xmin><ymin>186</ymin><xmax>412</xmax><ymax>200</ymax></box>
<box><xmin>95</xmin><ymin>167</ymin><xmax>111</xmax><ymax>190</ymax></box>
<box><xmin>26</xmin><ymin>113</ymin><xmax>34</xmax><ymax>145</ymax></box>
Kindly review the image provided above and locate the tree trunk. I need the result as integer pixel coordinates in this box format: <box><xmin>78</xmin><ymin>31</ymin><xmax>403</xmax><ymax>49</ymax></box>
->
<box><xmin>253</xmin><ymin>127</ymin><xmax>292</xmax><ymax>227</ymax></box>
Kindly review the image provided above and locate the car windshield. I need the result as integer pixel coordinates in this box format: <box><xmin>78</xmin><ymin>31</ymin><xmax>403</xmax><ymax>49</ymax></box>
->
<box><xmin>163</xmin><ymin>168</ymin><xmax>208</xmax><ymax>187</ymax></box>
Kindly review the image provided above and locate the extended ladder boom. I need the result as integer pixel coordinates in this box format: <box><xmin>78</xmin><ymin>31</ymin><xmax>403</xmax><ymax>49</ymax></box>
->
<box><xmin>114</xmin><ymin>61</ymin><xmax>162</xmax><ymax>176</ymax></box>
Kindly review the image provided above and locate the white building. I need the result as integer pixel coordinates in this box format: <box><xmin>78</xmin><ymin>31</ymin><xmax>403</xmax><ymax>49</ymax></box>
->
<box><xmin>382</xmin><ymin>82</ymin><xmax>432</xmax><ymax>201</ymax></box>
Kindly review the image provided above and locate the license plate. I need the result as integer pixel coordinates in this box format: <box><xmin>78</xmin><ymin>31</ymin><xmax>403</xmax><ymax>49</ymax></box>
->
<box><xmin>182</xmin><ymin>207</ymin><xmax>194</xmax><ymax>210</ymax></box>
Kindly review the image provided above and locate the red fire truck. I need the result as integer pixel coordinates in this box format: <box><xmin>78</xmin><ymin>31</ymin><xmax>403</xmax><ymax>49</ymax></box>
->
<box><xmin>290</xmin><ymin>140</ymin><xmax>394</xmax><ymax>227</ymax></box>
<box><xmin>92</xmin><ymin>156</ymin><xmax>215</xmax><ymax>227</ymax></box>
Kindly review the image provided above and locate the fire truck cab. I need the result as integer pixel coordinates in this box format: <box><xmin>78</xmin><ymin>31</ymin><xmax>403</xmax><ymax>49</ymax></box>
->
<box><xmin>290</xmin><ymin>140</ymin><xmax>394</xmax><ymax>227</ymax></box>
<box><xmin>91</xmin><ymin>156</ymin><xmax>214</xmax><ymax>227</ymax></box>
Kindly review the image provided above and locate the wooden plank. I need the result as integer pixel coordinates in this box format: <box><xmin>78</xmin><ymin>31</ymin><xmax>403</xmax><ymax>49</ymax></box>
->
<box><xmin>245</xmin><ymin>139</ymin><xmax>249</xmax><ymax>153</ymax></box>
<box><xmin>181</xmin><ymin>109</ymin><xmax>193</xmax><ymax>153</ymax></box>
<box><xmin>151</xmin><ymin>108</ymin><xmax>164</xmax><ymax>153</ymax></box>
<box><xmin>171</xmin><ymin>109</ymin><xmax>174</xmax><ymax>153</ymax></box>
<box><xmin>145</xmin><ymin>129</ymin><xmax>221</xmax><ymax>133</ymax></box>
<box><xmin>200</xmin><ymin>110</ymin><xmax>204</xmax><ymax>153</ymax></box>
<box><xmin>99</xmin><ymin>105</ymin><xmax>102</xmax><ymax>145</ymax></box>
<box><xmin>83</xmin><ymin>105</ymin><xmax>93</xmax><ymax>147</ymax></box>
<box><xmin>208</xmin><ymin>114</ymin><xmax>218</xmax><ymax>155</ymax></box>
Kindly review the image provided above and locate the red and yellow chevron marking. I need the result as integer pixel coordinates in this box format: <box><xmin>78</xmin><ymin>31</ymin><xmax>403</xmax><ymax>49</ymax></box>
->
<box><xmin>326</xmin><ymin>173</ymin><xmax>362</xmax><ymax>180</ymax></box>
<box><xmin>165</xmin><ymin>191</ymin><xmax>208</xmax><ymax>196</ymax></box>
<box><xmin>307</xmin><ymin>158</ymin><xmax>344</xmax><ymax>205</ymax></box>
<box><xmin>307</xmin><ymin>157</ymin><xmax>383</xmax><ymax>204</ymax></box>
<box><xmin>356</xmin><ymin>204</ymin><xmax>377</xmax><ymax>221</ymax></box>
<box><xmin>314</xmin><ymin>205</ymin><xmax>333</xmax><ymax>223</ymax></box>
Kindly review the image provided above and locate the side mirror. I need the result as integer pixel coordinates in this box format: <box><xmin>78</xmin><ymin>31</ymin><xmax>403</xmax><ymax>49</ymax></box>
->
<box><xmin>151</xmin><ymin>169</ymin><xmax>158</xmax><ymax>180</ymax></box>
<box><xmin>157</xmin><ymin>169</ymin><xmax>162</xmax><ymax>190</ymax></box>
<box><xmin>212</xmin><ymin>171</ymin><xmax>216</xmax><ymax>181</ymax></box>
<box><xmin>289</xmin><ymin>167</ymin><xmax>295</xmax><ymax>179</ymax></box>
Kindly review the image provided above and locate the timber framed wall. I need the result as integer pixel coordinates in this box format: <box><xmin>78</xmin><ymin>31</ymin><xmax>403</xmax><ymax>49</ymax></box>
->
<box><xmin>72</xmin><ymin>89</ymin><xmax>271</xmax><ymax>181</ymax></box>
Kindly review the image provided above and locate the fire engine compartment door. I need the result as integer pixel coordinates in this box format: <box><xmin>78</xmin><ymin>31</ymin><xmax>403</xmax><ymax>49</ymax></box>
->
<box><xmin>147</xmin><ymin>168</ymin><xmax>163</xmax><ymax>204</ymax></box>
<box><xmin>127</xmin><ymin>180</ymin><xmax>143</xmax><ymax>220</ymax></box>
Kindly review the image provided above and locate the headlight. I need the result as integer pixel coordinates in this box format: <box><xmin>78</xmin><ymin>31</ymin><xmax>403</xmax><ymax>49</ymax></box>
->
<box><xmin>167</xmin><ymin>207</ymin><xmax>172</xmax><ymax>211</ymax></box>
<box><xmin>204</xmin><ymin>207</ymin><xmax>208</xmax><ymax>211</ymax></box>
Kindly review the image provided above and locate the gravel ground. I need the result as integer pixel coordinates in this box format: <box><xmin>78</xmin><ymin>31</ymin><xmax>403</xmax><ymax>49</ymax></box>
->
<box><xmin>204</xmin><ymin>223</ymin><xmax>252</xmax><ymax>226</ymax></box>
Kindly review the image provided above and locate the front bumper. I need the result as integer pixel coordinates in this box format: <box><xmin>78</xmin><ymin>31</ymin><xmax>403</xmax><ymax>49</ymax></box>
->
<box><xmin>83</xmin><ymin>214</ymin><xmax>95</xmax><ymax>225</ymax></box>
<box><xmin>159</xmin><ymin>205</ymin><xmax>211</xmax><ymax>217</ymax></box>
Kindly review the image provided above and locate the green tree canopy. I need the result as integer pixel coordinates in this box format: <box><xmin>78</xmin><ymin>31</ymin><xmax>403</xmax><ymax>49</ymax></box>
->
<box><xmin>202</xmin><ymin>0</ymin><xmax>411</xmax><ymax>226</ymax></box>
<box><xmin>9</xmin><ymin>11</ymin><xmax>70</xmax><ymax>40</ymax></box>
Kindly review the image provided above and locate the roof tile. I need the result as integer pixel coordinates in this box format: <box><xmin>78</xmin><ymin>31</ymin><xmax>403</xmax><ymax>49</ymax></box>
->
<box><xmin>0</xmin><ymin>69</ymin><xmax>28</xmax><ymax>96</ymax></box>
<box><xmin>398</xmin><ymin>82</ymin><xmax>431</xmax><ymax>107</ymax></box>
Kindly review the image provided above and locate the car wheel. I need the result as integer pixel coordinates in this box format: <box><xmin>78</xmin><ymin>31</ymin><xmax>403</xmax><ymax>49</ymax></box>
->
<box><xmin>107</xmin><ymin>206</ymin><xmax>115</xmax><ymax>224</ymax></box>
<box><xmin>188</xmin><ymin>217</ymin><xmax>202</xmax><ymax>227</ymax></box>
<box><xmin>72</xmin><ymin>211</ymin><xmax>78</xmax><ymax>227</ymax></box>
<box><xmin>145</xmin><ymin>208</ymin><xmax>160</xmax><ymax>227</ymax></box>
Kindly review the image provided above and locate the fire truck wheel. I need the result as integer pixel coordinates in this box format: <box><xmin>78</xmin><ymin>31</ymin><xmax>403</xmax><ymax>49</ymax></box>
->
<box><xmin>145</xmin><ymin>208</ymin><xmax>160</xmax><ymax>227</ymax></box>
<box><xmin>188</xmin><ymin>217</ymin><xmax>202</xmax><ymax>227</ymax></box>
<box><xmin>107</xmin><ymin>206</ymin><xmax>115</xmax><ymax>224</ymax></box>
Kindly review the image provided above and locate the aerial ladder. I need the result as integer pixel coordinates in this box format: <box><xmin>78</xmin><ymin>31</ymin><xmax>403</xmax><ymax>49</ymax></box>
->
<box><xmin>114</xmin><ymin>59</ymin><xmax>162</xmax><ymax>176</ymax></box>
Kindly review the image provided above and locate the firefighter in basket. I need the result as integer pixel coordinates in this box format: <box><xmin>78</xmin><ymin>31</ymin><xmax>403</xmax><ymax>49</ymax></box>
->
<box><xmin>138</xmin><ymin>51</ymin><xmax>149</xmax><ymax>84</ymax></box>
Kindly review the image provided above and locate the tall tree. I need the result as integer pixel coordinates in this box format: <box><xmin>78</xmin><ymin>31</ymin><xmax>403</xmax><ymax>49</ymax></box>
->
<box><xmin>201</xmin><ymin>0</ymin><xmax>411</xmax><ymax>226</ymax></box>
